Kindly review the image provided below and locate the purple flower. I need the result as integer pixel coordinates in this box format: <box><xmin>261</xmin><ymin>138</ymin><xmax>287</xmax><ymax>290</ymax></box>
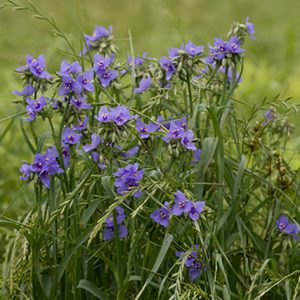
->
<box><xmin>169</xmin><ymin>44</ymin><xmax>184</xmax><ymax>59</ymax></box>
<box><xmin>134</xmin><ymin>76</ymin><xmax>152</xmax><ymax>94</ymax></box>
<box><xmin>19</xmin><ymin>163</ymin><xmax>31</xmax><ymax>180</ymax></box>
<box><xmin>45</xmin><ymin>146</ymin><xmax>59</xmax><ymax>161</ymax></box>
<box><xmin>18</xmin><ymin>55</ymin><xmax>52</xmax><ymax>80</ymax></box>
<box><xmin>121</xmin><ymin>146</ymin><xmax>139</xmax><ymax>158</ymax></box>
<box><xmin>127</xmin><ymin>52</ymin><xmax>147</xmax><ymax>66</ymax></box>
<box><xmin>26</xmin><ymin>96</ymin><xmax>47</xmax><ymax>121</ymax></box>
<box><xmin>103</xmin><ymin>224</ymin><xmax>128</xmax><ymax>240</ymax></box>
<box><xmin>276</xmin><ymin>215</ymin><xmax>290</xmax><ymax>232</ymax></box>
<box><xmin>82</xmin><ymin>25</ymin><xmax>113</xmax><ymax>55</ymax></box>
<box><xmin>70</xmin><ymin>95</ymin><xmax>91</xmax><ymax>110</ymax></box>
<box><xmin>59</xmin><ymin>75</ymin><xmax>83</xmax><ymax>96</ymax></box>
<box><xmin>73</xmin><ymin>116</ymin><xmax>88</xmax><ymax>131</ymax></box>
<box><xmin>181</xmin><ymin>130</ymin><xmax>197</xmax><ymax>151</ymax></box>
<box><xmin>13</xmin><ymin>84</ymin><xmax>35</xmax><ymax>97</ymax></box>
<box><xmin>188</xmin><ymin>201</ymin><xmax>205</xmax><ymax>221</ymax></box>
<box><xmin>103</xmin><ymin>206</ymin><xmax>128</xmax><ymax>240</ymax></box>
<box><xmin>23</xmin><ymin>147</ymin><xmax>64</xmax><ymax>188</ymax></box>
<box><xmin>62</xmin><ymin>128</ymin><xmax>82</xmax><ymax>145</ymax></box>
<box><xmin>39</xmin><ymin>172</ymin><xmax>52</xmax><ymax>188</ymax></box>
<box><xmin>174</xmin><ymin>117</ymin><xmax>188</xmax><ymax>130</ymax></box>
<box><xmin>97</xmin><ymin>69</ymin><xmax>118</xmax><ymax>88</ymax></box>
<box><xmin>82</xmin><ymin>133</ymin><xmax>101</xmax><ymax>152</ymax></box>
<box><xmin>93</xmin><ymin>53</ymin><xmax>114</xmax><ymax>73</ymax></box>
<box><xmin>159</xmin><ymin>57</ymin><xmax>176</xmax><ymax>81</ymax></box>
<box><xmin>206</xmin><ymin>36</ymin><xmax>244</xmax><ymax>64</ymax></box>
<box><xmin>38</xmin><ymin>147</ymin><xmax>61</xmax><ymax>169</ymax></box>
<box><xmin>91</xmin><ymin>152</ymin><xmax>107</xmax><ymax>169</ymax></box>
<box><xmin>276</xmin><ymin>215</ymin><xmax>300</xmax><ymax>237</ymax></box>
<box><xmin>163</xmin><ymin>122</ymin><xmax>185</xmax><ymax>142</ymax></box>
<box><xmin>110</xmin><ymin>105</ymin><xmax>134</xmax><ymax>126</ymax></box>
<box><xmin>77</xmin><ymin>70</ymin><xmax>94</xmax><ymax>92</ymax></box>
<box><xmin>30</xmin><ymin>153</ymin><xmax>47</xmax><ymax>173</ymax></box>
<box><xmin>176</xmin><ymin>245</ymin><xmax>199</xmax><ymax>267</ymax></box>
<box><xmin>246</xmin><ymin>17</ymin><xmax>255</xmax><ymax>40</ymax></box>
<box><xmin>136</xmin><ymin>119</ymin><xmax>159</xmax><ymax>139</ymax></box>
<box><xmin>191</xmin><ymin>149</ymin><xmax>202</xmax><ymax>166</ymax></box>
<box><xmin>85</xmin><ymin>25</ymin><xmax>112</xmax><ymax>43</ymax></box>
<box><xmin>189</xmin><ymin>261</ymin><xmax>203</xmax><ymax>281</ymax></box>
<box><xmin>227</xmin><ymin>36</ymin><xmax>245</xmax><ymax>54</ymax></box>
<box><xmin>114</xmin><ymin>163</ymin><xmax>144</xmax><ymax>197</ymax></box>
<box><xmin>176</xmin><ymin>245</ymin><xmax>203</xmax><ymax>281</ymax></box>
<box><xmin>207</xmin><ymin>38</ymin><xmax>228</xmax><ymax>62</ymax></box>
<box><xmin>95</xmin><ymin>106</ymin><xmax>111</xmax><ymax>123</ymax></box>
<box><xmin>39</xmin><ymin>161</ymin><xmax>64</xmax><ymax>188</ymax></box>
<box><xmin>262</xmin><ymin>108</ymin><xmax>276</xmax><ymax>126</ymax></box>
<box><xmin>171</xmin><ymin>190</ymin><xmax>192</xmax><ymax>216</ymax></box>
<box><xmin>105</xmin><ymin>206</ymin><xmax>126</xmax><ymax>227</ymax></box>
<box><xmin>26</xmin><ymin>96</ymin><xmax>47</xmax><ymax>112</ymax></box>
<box><xmin>150</xmin><ymin>202</ymin><xmax>171</xmax><ymax>227</ymax></box>
<box><xmin>62</xmin><ymin>144</ymin><xmax>70</xmax><ymax>168</ymax></box>
<box><xmin>285</xmin><ymin>223</ymin><xmax>300</xmax><ymax>235</ymax></box>
<box><xmin>26</xmin><ymin>105</ymin><xmax>36</xmax><ymax>122</ymax></box>
<box><xmin>57</xmin><ymin>60</ymin><xmax>82</xmax><ymax>76</ymax></box>
<box><xmin>185</xmin><ymin>40</ymin><xmax>204</xmax><ymax>56</ymax></box>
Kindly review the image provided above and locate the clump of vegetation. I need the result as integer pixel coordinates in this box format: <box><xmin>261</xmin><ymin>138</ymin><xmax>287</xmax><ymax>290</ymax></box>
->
<box><xmin>1</xmin><ymin>2</ymin><xmax>300</xmax><ymax>299</ymax></box>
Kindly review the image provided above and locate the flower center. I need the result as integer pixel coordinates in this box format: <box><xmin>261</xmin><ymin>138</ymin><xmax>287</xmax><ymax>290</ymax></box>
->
<box><xmin>279</xmin><ymin>223</ymin><xmax>286</xmax><ymax>230</ymax></box>
<box><xmin>160</xmin><ymin>211</ymin><xmax>167</xmax><ymax>219</ymax></box>
<box><xmin>178</xmin><ymin>201</ymin><xmax>185</xmax><ymax>208</ymax></box>
<box><xmin>103</xmin><ymin>72</ymin><xmax>110</xmax><ymax>79</ymax></box>
<box><xmin>68</xmin><ymin>134</ymin><xmax>75</xmax><ymax>142</ymax></box>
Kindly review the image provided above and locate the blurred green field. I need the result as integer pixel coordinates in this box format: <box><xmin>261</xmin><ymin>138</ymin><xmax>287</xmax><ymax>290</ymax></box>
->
<box><xmin>1</xmin><ymin>0</ymin><xmax>300</xmax><ymax>216</ymax></box>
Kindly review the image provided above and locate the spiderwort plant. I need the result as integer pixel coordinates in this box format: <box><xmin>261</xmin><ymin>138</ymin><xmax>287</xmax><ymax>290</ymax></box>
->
<box><xmin>6</xmin><ymin>10</ymin><xmax>300</xmax><ymax>300</ymax></box>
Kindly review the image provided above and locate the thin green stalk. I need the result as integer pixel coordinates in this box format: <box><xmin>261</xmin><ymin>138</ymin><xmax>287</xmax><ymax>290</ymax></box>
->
<box><xmin>187</xmin><ymin>71</ymin><xmax>193</xmax><ymax>119</ymax></box>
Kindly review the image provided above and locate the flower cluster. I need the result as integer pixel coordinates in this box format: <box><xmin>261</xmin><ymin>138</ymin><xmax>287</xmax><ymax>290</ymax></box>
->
<box><xmin>169</xmin><ymin>40</ymin><xmax>204</xmax><ymax>59</ymax></box>
<box><xmin>205</xmin><ymin>35</ymin><xmax>245</xmax><ymax>66</ymax></box>
<box><xmin>25</xmin><ymin>96</ymin><xmax>47</xmax><ymax>121</ymax></box>
<box><xmin>57</xmin><ymin>60</ymin><xmax>94</xmax><ymax>108</ymax></box>
<box><xmin>136</xmin><ymin>118</ymin><xmax>160</xmax><ymax>139</ymax></box>
<box><xmin>95</xmin><ymin>105</ymin><xmax>135</xmax><ymax>126</ymax></box>
<box><xmin>276</xmin><ymin>215</ymin><xmax>300</xmax><ymax>240</ymax></box>
<box><xmin>13</xmin><ymin>84</ymin><xmax>35</xmax><ymax>97</ymax></box>
<box><xmin>176</xmin><ymin>245</ymin><xmax>205</xmax><ymax>281</ymax></box>
<box><xmin>20</xmin><ymin>147</ymin><xmax>63</xmax><ymax>188</ymax></box>
<box><xmin>15</xmin><ymin>19</ymin><xmax>253</xmax><ymax>249</ymax></box>
<box><xmin>114</xmin><ymin>163</ymin><xmax>144</xmax><ymax>198</ymax></box>
<box><xmin>16</xmin><ymin>55</ymin><xmax>52</xmax><ymax>80</ymax></box>
<box><xmin>82</xmin><ymin>133</ymin><xmax>107</xmax><ymax>169</ymax></box>
<box><xmin>60</xmin><ymin>127</ymin><xmax>83</xmax><ymax>167</ymax></box>
<box><xmin>93</xmin><ymin>53</ymin><xmax>118</xmax><ymax>88</ymax></box>
<box><xmin>163</xmin><ymin>117</ymin><xmax>197</xmax><ymax>151</ymax></box>
<box><xmin>134</xmin><ymin>76</ymin><xmax>152</xmax><ymax>94</ymax></box>
<box><xmin>103</xmin><ymin>206</ymin><xmax>128</xmax><ymax>240</ymax></box>
<box><xmin>82</xmin><ymin>25</ymin><xmax>115</xmax><ymax>55</ymax></box>
<box><xmin>150</xmin><ymin>190</ymin><xmax>205</xmax><ymax>227</ymax></box>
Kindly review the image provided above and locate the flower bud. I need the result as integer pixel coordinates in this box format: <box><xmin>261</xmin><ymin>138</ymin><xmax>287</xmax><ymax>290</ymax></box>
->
<box><xmin>112</xmin><ymin>132</ymin><xmax>117</xmax><ymax>143</ymax></box>
<box><xmin>168</xmin><ymin>144</ymin><xmax>173</xmax><ymax>156</ymax></box>
<box><xmin>233</xmin><ymin>27</ymin><xmax>239</xmax><ymax>35</ymax></box>
<box><xmin>177</xmin><ymin>61</ymin><xmax>183</xmax><ymax>72</ymax></box>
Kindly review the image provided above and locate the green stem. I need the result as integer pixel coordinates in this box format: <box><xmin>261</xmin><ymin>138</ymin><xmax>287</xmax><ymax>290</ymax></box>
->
<box><xmin>187</xmin><ymin>71</ymin><xmax>193</xmax><ymax>119</ymax></box>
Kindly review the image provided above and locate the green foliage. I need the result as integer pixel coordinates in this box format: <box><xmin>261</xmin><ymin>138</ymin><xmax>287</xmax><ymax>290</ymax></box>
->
<box><xmin>1</xmin><ymin>1</ymin><xmax>300</xmax><ymax>300</ymax></box>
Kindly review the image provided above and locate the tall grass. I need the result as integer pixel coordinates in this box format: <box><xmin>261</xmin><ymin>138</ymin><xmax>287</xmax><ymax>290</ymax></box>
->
<box><xmin>1</xmin><ymin>1</ymin><xmax>300</xmax><ymax>299</ymax></box>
